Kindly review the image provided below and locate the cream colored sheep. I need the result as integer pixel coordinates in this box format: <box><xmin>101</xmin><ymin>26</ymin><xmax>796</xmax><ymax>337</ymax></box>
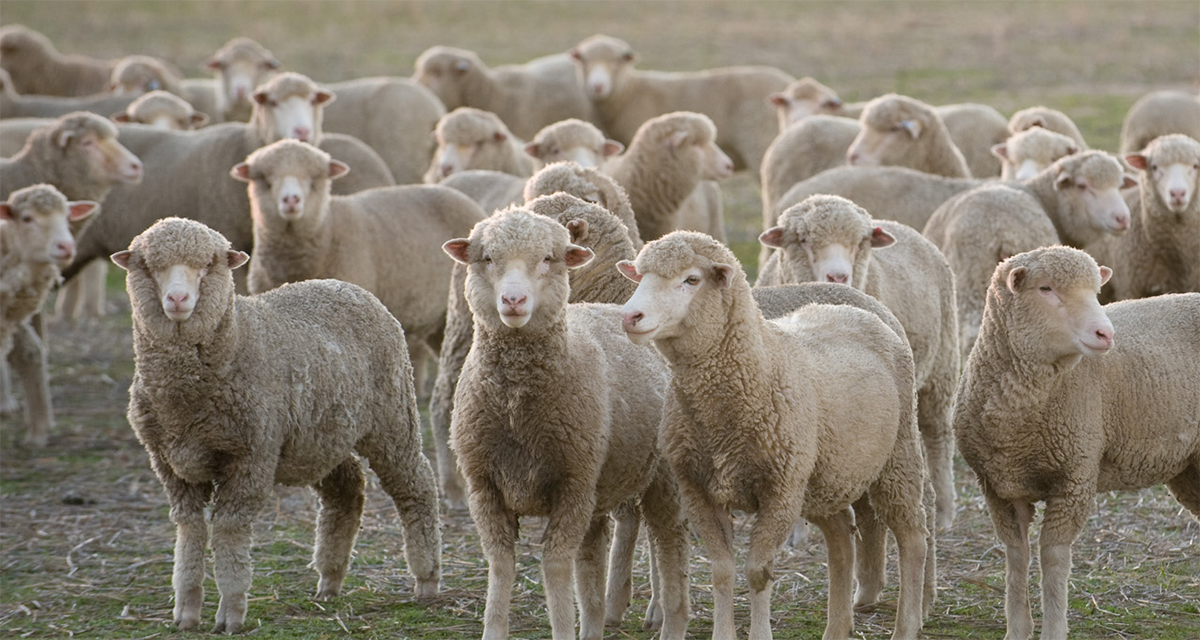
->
<box><xmin>203</xmin><ymin>37</ymin><xmax>281</xmax><ymax>123</ymax></box>
<box><xmin>569</xmin><ymin>34</ymin><xmax>792</xmax><ymax>175</ymax></box>
<box><xmin>1119</xmin><ymin>90</ymin><xmax>1200</xmax><ymax>154</ymax></box>
<box><xmin>112</xmin><ymin>90</ymin><xmax>209</xmax><ymax>130</ymax></box>
<box><xmin>424</xmin><ymin>107</ymin><xmax>533</xmax><ymax>183</ymax></box>
<box><xmin>603</xmin><ymin>111</ymin><xmax>733</xmax><ymax>241</ymax></box>
<box><xmin>231</xmin><ymin>138</ymin><xmax>486</xmax><ymax>380</ymax></box>
<box><xmin>619</xmin><ymin>231</ymin><xmax>929</xmax><ymax>640</ymax></box>
<box><xmin>766</xmin><ymin>76</ymin><xmax>864</xmax><ymax>129</ymax></box>
<box><xmin>954</xmin><ymin>246</ymin><xmax>1200</xmax><ymax>640</ymax></box>
<box><xmin>1087</xmin><ymin>134</ymin><xmax>1200</xmax><ymax>302</ymax></box>
<box><xmin>45</xmin><ymin>72</ymin><xmax>394</xmax><ymax>287</ymax></box>
<box><xmin>847</xmin><ymin>93</ymin><xmax>972</xmax><ymax>178</ymax></box>
<box><xmin>0</xmin><ymin>185</ymin><xmax>96</xmax><ymax>447</ymax></box>
<box><xmin>114</xmin><ymin>217</ymin><xmax>441</xmax><ymax>634</ymax></box>
<box><xmin>107</xmin><ymin>54</ymin><xmax>220</xmax><ymax>123</ymax></box>
<box><xmin>444</xmin><ymin>208</ymin><xmax>690</xmax><ymax>640</ymax></box>
<box><xmin>760</xmin><ymin>115</ymin><xmax>861</xmax><ymax>219</ymax></box>
<box><xmin>523</xmin><ymin>117</ymin><xmax>624</xmax><ymax>169</ymax></box>
<box><xmin>1008</xmin><ymin>105</ymin><xmax>1089</xmax><ymax>149</ymax></box>
<box><xmin>0</xmin><ymin>67</ymin><xmax>138</xmax><ymax>119</ymax></box>
<box><xmin>0</xmin><ymin>24</ymin><xmax>114</xmax><ymax>96</ymax></box>
<box><xmin>413</xmin><ymin>45</ymin><xmax>596</xmax><ymax>141</ymax></box>
<box><xmin>757</xmin><ymin>195</ymin><xmax>960</xmax><ymax>532</ymax></box>
<box><xmin>523</xmin><ymin>161</ymin><xmax>642</xmax><ymax>246</ymax></box>
<box><xmin>992</xmin><ymin>126</ymin><xmax>1079</xmax><ymax>181</ymax></box>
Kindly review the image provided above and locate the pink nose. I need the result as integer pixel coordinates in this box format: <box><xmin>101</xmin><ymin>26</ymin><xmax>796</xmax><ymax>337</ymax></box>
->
<box><xmin>826</xmin><ymin>272</ymin><xmax>849</xmax><ymax>284</ymax></box>
<box><xmin>55</xmin><ymin>241</ymin><xmax>75</xmax><ymax>259</ymax></box>
<box><xmin>592</xmin><ymin>83</ymin><xmax>605</xmax><ymax>95</ymax></box>
<box><xmin>1094</xmin><ymin>327</ymin><xmax>1114</xmax><ymax>349</ymax></box>
<box><xmin>622</xmin><ymin>311</ymin><xmax>644</xmax><ymax>332</ymax></box>
<box><xmin>1170</xmin><ymin>188</ymin><xmax>1187</xmax><ymax>203</ymax></box>
<box><xmin>1113</xmin><ymin>214</ymin><xmax>1129</xmax><ymax>230</ymax></box>
<box><xmin>167</xmin><ymin>291</ymin><xmax>190</xmax><ymax>306</ymax></box>
<box><xmin>281</xmin><ymin>194</ymin><xmax>301</xmax><ymax>210</ymax></box>
<box><xmin>292</xmin><ymin>127</ymin><xmax>311</xmax><ymax>142</ymax></box>
<box><xmin>501</xmin><ymin>293</ymin><xmax>526</xmax><ymax>309</ymax></box>
<box><xmin>235</xmin><ymin>87</ymin><xmax>247</xmax><ymax>100</ymax></box>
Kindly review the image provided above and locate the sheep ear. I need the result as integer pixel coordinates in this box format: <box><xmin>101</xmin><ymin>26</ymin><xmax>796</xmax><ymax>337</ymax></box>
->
<box><xmin>190</xmin><ymin>112</ymin><xmax>210</xmax><ymax>127</ymax></box>
<box><xmin>990</xmin><ymin>142</ymin><xmax>1009</xmax><ymax>160</ymax></box>
<box><xmin>0</xmin><ymin>204</ymin><xmax>12</xmax><ymax>221</ymax></box>
<box><xmin>758</xmin><ymin>226</ymin><xmax>785</xmax><ymax>248</ymax></box>
<box><xmin>67</xmin><ymin>201</ymin><xmax>99</xmax><ymax>222</ymax></box>
<box><xmin>263</xmin><ymin>58</ymin><xmax>281</xmax><ymax>70</ymax></box>
<box><xmin>328</xmin><ymin>160</ymin><xmax>350</xmax><ymax>180</ymax></box>
<box><xmin>568</xmin><ymin>48</ymin><xmax>582</xmax><ymax>62</ymax></box>
<box><xmin>111</xmin><ymin>112</ymin><xmax>133</xmax><ymax>123</ymax></box>
<box><xmin>823</xmin><ymin>97</ymin><xmax>843</xmax><ymax>110</ymax></box>
<box><xmin>667</xmin><ymin>130</ymin><xmax>690</xmax><ymax>148</ymax></box>
<box><xmin>616</xmin><ymin>260</ymin><xmax>641</xmax><ymax>282</ymax></box>
<box><xmin>1121</xmin><ymin>175</ymin><xmax>1138</xmax><ymax>190</ymax></box>
<box><xmin>442</xmin><ymin>238</ymin><xmax>471</xmax><ymax>264</ymax></box>
<box><xmin>766</xmin><ymin>93</ymin><xmax>789</xmax><ymax>108</ymax></box>
<box><xmin>621</xmin><ymin>51</ymin><xmax>637</xmax><ymax>63</ymax></box>
<box><xmin>1098</xmin><ymin>265</ymin><xmax>1113</xmax><ymax>286</ymax></box>
<box><xmin>230</xmin><ymin>163</ymin><xmax>253</xmax><ymax>182</ymax></box>
<box><xmin>1006</xmin><ymin>266</ymin><xmax>1027</xmax><ymax>293</ymax></box>
<box><xmin>711</xmin><ymin>263</ymin><xmax>735</xmax><ymax>289</ymax></box>
<box><xmin>602</xmin><ymin>140</ymin><xmax>624</xmax><ymax>157</ymax></box>
<box><xmin>226</xmin><ymin>250</ymin><xmax>250</xmax><ymax>270</ymax></box>
<box><xmin>899</xmin><ymin>119</ymin><xmax>922</xmax><ymax>139</ymax></box>
<box><xmin>564</xmin><ymin>243</ymin><xmax>595</xmax><ymax>269</ymax></box>
<box><xmin>252</xmin><ymin>90</ymin><xmax>270</xmax><ymax>105</ymax></box>
<box><xmin>54</xmin><ymin>128</ymin><xmax>75</xmax><ymax>148</ymax></box>
<box><xmin>1053</xmin><ymin>171</ymin><xmax>1074</xmax><ymax>191</ymax></box>
<box><xmin>523</xmin><ymin>142</ymin><xmax>542</xmax><ymax>159</ymax></box>
<box><xmin>492</xmin><ymin>131</ymin><xmax>508</xmax><ymax>143</ymax></box>
<box><xmin>313</xmin><ymin>90</ymin><xmax>335</xmax><ymax>105</ymax></box>
<box><xmin>204</xmin><ymin>58</ymin><xmax>222</xmax><ymax>71</ymax></box>
<box><xmin>1124</xmin><ymin>153</ymin><xmax>1148</xmax><ymax>171</ymax></box>
<box><xmin>110</xmin><ymin>250</ymin><xmax>132</xmax><ymax>270</ymax></box>
<box><xmin>870</xmin><ymin>226</ymin><xmax>896</xmax><ymax>248</ymax></box>
<box><xmin>565</xmin><ymin>219</ymin><xmax>589</xmax><ymax>244</ymax></box>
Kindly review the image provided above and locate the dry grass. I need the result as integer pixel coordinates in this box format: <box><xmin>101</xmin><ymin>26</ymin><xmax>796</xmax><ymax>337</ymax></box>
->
<box><xmin>2</xmin><ymin>1</ymin><xmax>1199</xmax><ymax>638</ymax></box>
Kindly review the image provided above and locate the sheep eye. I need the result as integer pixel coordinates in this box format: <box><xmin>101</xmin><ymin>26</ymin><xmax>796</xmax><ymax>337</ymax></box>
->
<box><xmin>543</xmin><ymin>255</ymin><xmax>552</xmax><ymax>263</ymax></box>
<box><xmin>21</xmin><ymin>214</ymin><xmax>34</xmax><ymax>224</ymax></box>
<box><xmin>1076</xmin><ymin>183</ymin><xmax>1088</xmax><ymax>191</ymax></box>
<box><xmin>684</xmin><ymin>275</ymin><xmax>700</xmax><ymax>285</ymax></box>
<box><xmin>482</xmin><ymin>255</ymin><xmax>492</xmax><ymax>263</ymax></box>
<box><xmin>1038</xmin><ymin>285</ymin><xmax>1052</xmax><ymax>293</ymax></box>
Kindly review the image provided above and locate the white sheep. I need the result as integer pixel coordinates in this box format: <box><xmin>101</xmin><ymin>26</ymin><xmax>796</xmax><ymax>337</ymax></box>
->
<box><xmin>423</xmin><ymin>107</ymin><xmax>533</xmax><ymax>183</ymax></box>
<box><xmin>230</xmin><ymin>138</ymin><xmax>486</xmax><ymax>392</ymax></box>
<box><xmin>757</xmin><ymin>195</ymin><xmax>961</xmax><ymax>532</ymax></box>
<box><xmin>523</xmin><ymin>117</ymin><xmax>624</xmax><ymax>169</ymax></box>
<box><xmin>619</xmin><ymin>231</ymin><xmax>930</xmax><ymax>640</ymax></box>
<box><xmin>1007</xmin><ymin>105</ymin><xmax>1089</xmax><ymax>149</ymax></box>
<box><xmin>523</xmin><ymin>161</ymin><xmax>643</xmax><ymax>247</ymax></box>
<box><xmin>202</xmin><ymin>36</ymin><xmax>281</xmax><ymax>123</ymax></box>
<box><xmin>760</xmin><ymin>114</ymin><xmax>861</xmax><ymax>219</ymax></box>
<box><xmin>437</xmin><ymin>169</ymin><xmax>527</xmax><ymax>216</ymax></box>
<box><xmin>766</xmin><ymin>76</ymin><xmax>863</xmax><ymax>128</ymax></box>
<box><xmin>992</xmin><ymin>126</ymin><xmax>1080</xmax><ymax>181</ymax></box>
<box><xmin>936</xmin><ymin>102</ymin><xmax>1010</xmax><ymax>178</ymax></box>
<box><xmin>1087</xmin><ymin>134</ymin><xmax>1200</xmax><ymax>302</ymax></box>
<box><xmin>954</xmin><ymin>245</ymin><xmax>1200</xmax><ymax>640</ymax></box>
<box><xmin>0</xmin><ymin>184</ymin><xmax>96</xmax><ymax>447</ymax></box>
<box><xmin>443</xmin><ymin>208</ymin><xmax>690</xmax><ymax>640</ymax></box>
<box><xmin>569</xmin><ymin>34</ymin><xmax>792</xmax><ymax>175</ymax></box>
<box><xmin>112</xmin><ymin>217</ymin><xmax>442</xmax><ymax>633</ymax></box>
<box><xmin>0</xmin><ymin>24</ymin><xmax>114</xmax><ymax>96</ymax></box>
<box><xmin>846</xmin><ymin>93</ymin><xmax>972</xmax><ymax>178</ymax></box>
<box><xmin>1119</xmin><ymin>90</ymin><xmax>1200</xmax><ymax>155</ymax></box>
<box><xmin>0</xmin><ymin>66</ymin><xmax>138</xmax><ymax>119</ymax></box>
<box><xmin>112</xmin><ymin>90</ymin><xmax>209</xmax><ymax>130</ymax></box>
<box><xmin>413</xmin><ymin>45</ymin><xmax>597</xmax><ymax>142</ymax></box>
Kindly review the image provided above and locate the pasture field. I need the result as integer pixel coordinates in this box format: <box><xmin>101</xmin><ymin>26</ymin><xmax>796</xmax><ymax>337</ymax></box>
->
<box><xmin>1</xmin><ymin>1</ymin><xmax>1198</xmax><ymax>638</ymax></box>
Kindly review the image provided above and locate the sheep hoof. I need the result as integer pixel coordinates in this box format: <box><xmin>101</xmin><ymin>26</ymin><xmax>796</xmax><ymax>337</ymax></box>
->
<box><xmin>415</xmin><ymin>577</ymin><xmax>439</xmax><ymax>598</ymax></box>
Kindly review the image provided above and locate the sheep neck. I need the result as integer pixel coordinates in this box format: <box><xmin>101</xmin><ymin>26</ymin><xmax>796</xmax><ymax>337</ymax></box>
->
<box><xmin>970</xmin><ymin>295</ymin><xmax>1066</xmax><ymax>419</ymax></box>
<box><xmin>659</xmin><ymin>284</ymin><xmax>772</xmax><ymax>388</ymax></box>
<box><xmin>471</xmin><ymin>313</ymin><xmax>570</xmax><ymax>388</ymax></box>
<box><xmin>612</xmin><ymin>153</ymin><xmax>698</xmax><ymax>242</ymax></box>
<box><xmin>131</xmin><ymin>289</ymin><xmax>241</xmax><ymax>409</ymax></box>
<box><xmin>252</xmin><ymin>205</ymin><xmax>334</xmax><ymax>285</ymax></box>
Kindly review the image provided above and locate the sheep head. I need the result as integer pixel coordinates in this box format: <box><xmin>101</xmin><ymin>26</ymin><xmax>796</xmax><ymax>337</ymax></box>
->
<box><xmin>232</xmin><ymin>139</ymin><xmax>347</xmax><ymax>226</ymax></box>
<box><xmin>1</xmin><ymin>184</ymin><xmax>96</xmax><ymax>266</ymax></box>
<box><xmin>1126</xmin><ymin>133</ymin><xmax>1200</xmax><ymax>216</ymax></box>
<box><xmin>759</xmin><ymin>195</ymin><xmax>892</xmax><ymax>290</ymax></box>
<box><xmin>569</xmin><ymin>34</ymin><xmax>637</xmax><ymax>101</ymax></box>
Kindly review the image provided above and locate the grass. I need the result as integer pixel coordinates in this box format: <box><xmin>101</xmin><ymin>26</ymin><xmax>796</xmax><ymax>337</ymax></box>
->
<box><xmin>2</xmin><ymin>1</ymin><xmax>1200</xmax><ymax>638</ymax></box>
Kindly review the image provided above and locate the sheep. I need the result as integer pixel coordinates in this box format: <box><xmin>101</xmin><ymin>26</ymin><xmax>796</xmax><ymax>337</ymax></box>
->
<box><xmin>230</xmin><ymin>138</ymin><xmax>487</xmax><ymax>392</ymax></box>
<box><xmin>1119</xmin><ymin>90</ymin><xmax>1200</xmax><ymax>155</ymax></box>
<box><xmin>523</xmin><ymin>161</ymin><xmax>643</xmax><ymax>247</ymax></box>
<box><xmin>423</xmin><ymin>107</ymin><xmax>533</xmax><ymax>183</ymax></box>
<box><xmin>953</xmin><ymin>245</ymin><xmax>1200</xmax><ymax>640</ymax></box>
<box><xmin>992</xmin><ymin>126</ymin><xmax>1080</xmax><ymax>181</ymax></box>
<box><xmin>443</xmin><ymin>207</ymin><xmax>690</xmax><ymax>640</ymax></box>
<box><xmin>203</xmin><ymin>36</ymin><xmax>281</xmax><ymax>123</ymax></box>
<box><xmin>847</xmin><ymin>93</ymin><xmax>972</xmax><ymax>178</ymax></box>
<box><xmin>0</xmin><ymin>184</ymin><xmax>96</xmax><ymax>447</ymax></box>
<box><xmin>757</xmin><ymin>195</ymin><xmax>961</xmax><ymax>532</ymax></box>
<box><xmin>760</xmin><ymin>115</ymin><xmax>861</xmax><ymax>218</ymax></box>
<box><xmin>766</xmin><ymin>76</ymin><xmax>864</xmax><ymax>129</ymax></box>
<box><xmin>618</xmin><ymin>231</ymin><xmax>930</xmax><ymax>640</ymax></box>
<box><xmin>45</xmin><ymin>71</ymin><xmax>394</xmax><ymax>287</ymax></box>
<box><xmin>0</xmin><ymin>66</ymin><xmax>139</xmax><ymax>120</ymax></box>
<box><xmin>438</xmin><ymin>170</ymin><xmax>527</xmax><ymax>216</ymax></box>
<box><xmin>113</xmin><ymin>217</ymin><xmax>442</xmax><ymax>633</ymax></box>
<box><xmin>0</xmin><ymin>24</ymin><xmax>113</xmax><ymax>97</ymax></box>
<box><xmin>569</xmin><ymin>34</ymin><xmax>792</xmax><ymax>175</ymax></box>
<box><xmin>413</xmin><ymin>45</ymin><xmax>596</xmax><ymax>142</ymax></box>
<box><xmin>923</xmin><ymin>150</ymin><xmax>1136</xmax><ymax>360</ymax></box>
<box><xmin>108</xmin><ymin>54</ymin><xmax>221</xmax><ymax>124</ymax></box>
<box><xmin>1007</xmin><ymin>105</ymin><xmax>1089</xmax><ymax>149</ymax></box>
<box><xmin>1086</xmin><ymin>134</ymin><xmax>1200</xmax><ymax>302</ymax></box>
<box><xmin>112</xmin><ymin>90</ymin><xmax>209</xmax><ymax>130</ymax></box>
<box><xmin>603</xmin><ymin>111</ymin><xmax>733</xmax><ymax>242</ymax></box>
<box><xmin>523</xmin><ymin>117</ymin><xmax>624</xmax><ymax>169</ymax></box>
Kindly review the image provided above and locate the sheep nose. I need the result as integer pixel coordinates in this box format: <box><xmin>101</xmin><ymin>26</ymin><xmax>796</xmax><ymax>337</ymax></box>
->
<box><xmin>825</xmin><ymin>272</ymin><xmax>848</xmax><ymax>284</ymax></box>
<box><xmin>55</xmin><ymin>241</ymin><xmax>75</xmax><ymax>260</ymax></box>
<box><xmin>847</xmin><ymin>152</ymin><xmax>859</xmax><ymax>165</ymax></box>
<box><xmin>440</xmin><ymin>163</ymin><xmax>455</xmax><ymax>177</ymax></box>
<box><xmin>1113</xmin><ymin>213</ymin><xmax>1129</xmax><ymax>230</ymax></box>
<box><xmin>235</xmin><ymin>87</ymin><xmax>247</xmax><ymax>100</ymax></box>
<box><xmin>1094</xmin><ymin>327</ymin><xmax>1114</xmax><ymax>349</ymax></box>
<box><xmin>282</xmin><ymin>194</ymin><xmax>301</xmax><ymax>209</ymax></box>
<box><xmin>501</xmin><ymin>293</ymin><xmax>526</xmax><ymax>308</ymax></box>
<box><xmin>167</xmin><ymin>291</ymin><xmax>190</xmax><ymax>306</ymax></box>
<box><xmin>292</xmin><ymin>127</ymin><xmax>311</xmax><ymax>142</ymax></box>
<box><xmin>1170</xmin><ymin>188</ymin><xmax>1187</xmax><ymax>203</ymax></box>
<box><xmin>591</xmin><ymin>83</ymin><xmax>604</xmax><ymax>95</ymax></box>
<box><xmin>622</xmin><ymin>311</ymin><xmax>644</xmax><ymax>331</ymax></box>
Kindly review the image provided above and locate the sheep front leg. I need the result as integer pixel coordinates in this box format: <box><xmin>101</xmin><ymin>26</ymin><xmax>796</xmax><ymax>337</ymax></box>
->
<box><xmin>811</xmin><ymin>508</ymin><xmax>857</xmax><ymax>640</ymax></box>
<box><xmin>9</xmin><ymin>325</ymin><xmax>52</xmax><ymax>447</ymax></box>
<box><xmin>1039</xmin><ymin>494</ymin><xmax>1091</xmax><ymax>640</ymax></box>
<box><xmin>639</xmin><ymin>465</ymin><xmax>691</xmax><ymax>640</ymax></box>
<box><xmin>603</xmin><ymin>501</ymin><xmax>640</xmax><ymax>627</ymax></box>
<box><xmin>680</xmin><ymin>483</ymin><xmax>736</xmax><ymax>640</ymax></box>
<box><xmin>209</xmin><ymin>467</ymin><xmax>269</xmax><ymax>634</ymax></box>
<box><xmin>312</xmin><ymin>457</ymin><xmax>367</xmax><ymax>599</ymax></box>
<box><xmin>576</xmin><ymin>516</ymin><xmax>612</xmax><ymax>640</ymax></box>
<box><xmin>746</xmin><ymin>492</ymin><xmax>804</xmax><ymax>640</ymax></box>
<box><xmin>471</xmin><ymin>482</ymin><xmax>519</xmax><ymax>640</ymax></box>
<box><xmin>982</xmin><ymin>491</ymin><xmax>1034</xmax><ymax>640</ymax></box>
<box><xmin>543</xmin><ymin>485</ymin><xmax>596</xmax><ymax>640</ymax></box>
<box><xmin>150</xmin><ymin>453</ymin><xmax>213</xmax><ymax>631</ymax></box>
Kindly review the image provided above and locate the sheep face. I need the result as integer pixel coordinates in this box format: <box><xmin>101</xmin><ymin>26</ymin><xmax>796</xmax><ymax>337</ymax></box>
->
<box><xmin>232</xmin><ymin>140</ymin><xmax>347</xmax><ymax>224</ymax></box>
<box><xmin>760</xmin><ymin>196</ymin><xmax>892</xmax><ymax>288</ymax></box>
<box><xmin>109</xmin><ymin>56</ymin><xmax>173</xmax><ymax>95</ymax></box>
<box><xmin>569</xmin><ymin>35</ymin><xmax>636</xmax><ymax>101</ymax></box>
<box><xmin>767</xmin><ymin>77</ymin><xmax>844</xmax><ymax>130</ymax></box>
<box><xmin>525</xmin><ymin>125</ymin><xmax>623</xmax><ymax>169</ymax></box>
<box><xmin>444</xmin><ymin>209</ymin><xmax>593</xmax><ymax>330</ymax></box>
<box><xmin>847</xmin><ymin>111</ymin><xmax>927</xmax><ymax>167</ymax></box>
<box><xmin>618</xmin><ymin>249</ymin><xmax>735</xmax><ymax>346</ymax></box>
<box><xmin>412</xmin><ymin>47</ymin><xmax>476</xmax><ymax>109</ymax></box>
<box><xmin>1126</xmin><ymin>135</ymin><xmax>1200</xmax><ymax>214</ymax></box>
<box><xmin>255</xmin><ymin>89</ymin><xmax>331</xmax><ymax>144</ymax></box>
<box><xmin>208</xmin><ymin>38</ymin><xmax>280</xmax><ymax>116</ymax></box>
<box><xmin>117</xmin><ymin>92</ymin><xmax>208</xmax><ymax>130</ymax></box>
<box><xmin>992</xmin><ymin>248</ymin><xmax>1115</xmax><ymax>365</ymax></box>
<box><xmin>994</xmin><ymin>128</ymin><xmax>1079</xmax><ymax>181</ymax></box>
<box><xmin>53</xmin><ymin>119</ymin><xmax>144</xmax><ymax>185</ymax></box>
<box><xmin>1051</xmin><ymin>154</ymin><xmax>1133</xmax><ymax>242</ymax></box>
<box><xmin>1</xmin><ymin>187</ymin><xmax>96</xmax><ymax>265</ymax></box>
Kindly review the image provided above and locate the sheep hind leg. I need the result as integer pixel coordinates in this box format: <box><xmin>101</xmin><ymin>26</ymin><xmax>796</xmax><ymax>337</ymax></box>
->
<box><xmin>361</xmin><ymin>438</ymin><xmax>442</xmax><ymax>596</ymax></box>
<box><xmin>1165</xmin><ymin>463</ymin><xmax>1200</xmax><ymax>519</ymax></box>
<box><xmin>918</xmin><ymin>377</ymin><xmax>957</xmax><ymax>532</ymax></box>
<box><xmin>851</xmin><ymin>495</ymin><xmax>886</xmax><ymax>611</ymax></box>
<box><xmin>811</xmin><ymin>508</ymin><xmax>858</xmax><ymax>640</ymax></box>
<box><xmin>604</xmin><ymin>501</ymin><xmax>640</xmax><ymax>627</ymax></box>
<box><xmin>638</xmin><ymin>464</ymin><xmax>690</xmax><ymax>640</ymax></box>
<box><xmin>576</xmin><ymin>516</ymin><xmax>612</xmax><ymax>640</ymax></box>
<box><xmin>312</xmin><ymin>457</ymin><xmax>367</xmax><ymax>600</ymax></box>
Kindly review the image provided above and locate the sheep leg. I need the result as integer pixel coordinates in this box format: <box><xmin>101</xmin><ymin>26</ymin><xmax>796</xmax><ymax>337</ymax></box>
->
<box><xmin>917</xmin><ymin>374</ymin><xmax>957</xmax><ymax>532</ymax></box>
<box><xmin>811</xmin><ymin>508</ymin><xmax>857</xmax><ymax>640</ymax></box>
<box><xmin>0</xmin><ymin>357</ymin><xmax>17</xmax><ymax>416</ymax></box>
<box><xmin>851</xmin><ymin>495</ymin><xmax>886</xmax><ymax>610</ymax></box>
<box><xmin>921</xmin><ymin>473</ymin><xmax>939</xmax><ymax>617</ymax></box>
<box><xmin>470</xmin><ymin>482</ymin><xmax>519</xmax><ymax>640</ymax></box>
<box><xmin>361</xmin><ymin>435</ymin><xmax>442</xmax><ymax>596</ymax></box>
<box><xmin>679</xmin><ymin>483</ymin><xmax>736</xmax><ymax>640</ymax></box>
<box><xmin>604</xmin><ymin>501</ymin><xmax>640</xmax><ymax>627</ymax></box>
<box><xmin>542</xmin><ymin>487</ymin><xmax>596</xmax><ymax>640</ymax></box>
<box><xmin>746</xmin><ymin>493</ymin><xmax>803</xmax><ymax>640</ymax></box>
<box><xmin>575</xmin><ymin>516</ymin><xmax>612</xmax><ymax>640</ymax></box>
<box><xmin>1165</xmin><ymin>463</ymin><xmax>1200</xmax><ymax>519</ymax></box>
<box><xmin>430</xmin><ymin>263</ymin><xmax>471</xmax><ymax>510</ymax></box>
<box><xmin>638</xmin><ymin>465</ymin><xmax>691</xmax><ymax>640</ymax></box>
<box><xmin>1039</xmin><ymin>494</ymin><xmax>1091</xmax><ymax>640</ymax></box>
<box><xmin>8</xmin><ymin>325</ymin><xmax>52</xmax><ymax>447</ymax></box>
<box><xmin>147</xmin><ymin>451</ymin><xmax>213</xmax><ymax>631</ymax></box>
<box><xmin>878</xmin><ymin>502</ymin><xmax>929</xmax><ymax>640</ymax></box>
<box><xmin>209</xmin><ymin>468</ymin><xmax>269</xmax><ymax>634</ymax></box>
<box><xmin>312</xmin><ymin>457</ymin><xmax>367</xmax><ymax>600</ymax></box>
<box><xmin>81</xmin><ymin>260</ymin><xmax>108</xmax><ymax>319</ymax></box>
<box><xmin>982</xmin><ymin>491</ymin><xmax>1034</xmax><ymax>640</ymax></box>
